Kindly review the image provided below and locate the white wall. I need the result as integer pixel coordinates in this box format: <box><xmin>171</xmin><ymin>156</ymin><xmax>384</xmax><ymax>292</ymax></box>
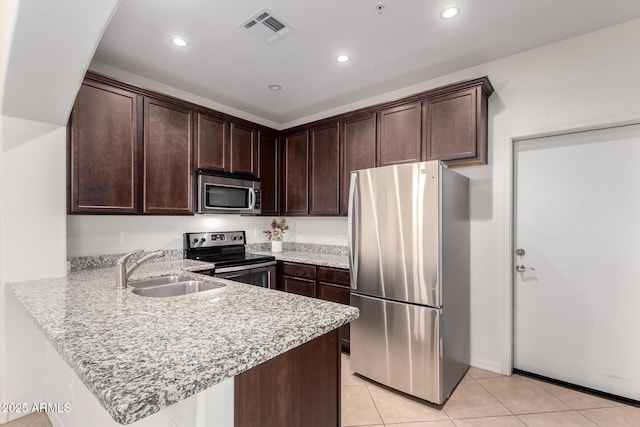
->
<box><xmin>89</xmin><ymin>61</ymin><xmax>281</xmax><ymax>130</ymax></box>
<box><xmin>2</xmin><ymin>117</ymin><xmax>67</xmax><ymax>280</ymax></box>
<box><xmin>0</xmin><ymin>1</ymin><xmax>23</xmax><ymax>422</ymax></box>
<box><xmin>0</xmin><ymin>116</ymin><xmax>68</xmax><ymax>423</ymax></box>
<box><xmin>67</xmin><ymin>215</ymin><xmax>348</xmax><ymax>256</ymax></box>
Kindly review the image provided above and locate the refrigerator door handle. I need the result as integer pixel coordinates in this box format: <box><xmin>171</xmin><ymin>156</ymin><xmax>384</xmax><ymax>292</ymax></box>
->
<box><xmin>348</xmin><ymin>172</ymin><xmax>359</xmax><ymax>290</ymax></box>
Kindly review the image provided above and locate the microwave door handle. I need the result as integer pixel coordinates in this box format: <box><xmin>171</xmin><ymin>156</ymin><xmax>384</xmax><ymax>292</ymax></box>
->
<box><xmin>248</xmin><ymin>188</ymin><xmax>256</xmax><ymax>209</ymax></box>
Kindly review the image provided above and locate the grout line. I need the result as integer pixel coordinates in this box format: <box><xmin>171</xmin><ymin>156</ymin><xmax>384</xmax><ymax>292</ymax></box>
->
<box><xmin>363</xmin><ymin>382</ymin><xmax>386</xmax><ymax>425</ymax></box>
<box><xmin>575</xmin><ymin>410</ymin><xmax>601</xmax><ymax>426</ymax></box>
<box><xmin>25</xmin><ymin>412</ymin><xmax>46</xmax><ymax>427</ymax></box>
<box><xmin>472</xmin><ymin>376</ymin><xmax>517</xmax><ymax>417</ymax></box>
<box><xmin>515</xmin><ymin>411</ymin><xmax>601</xmax><ymax>427</ymax></box>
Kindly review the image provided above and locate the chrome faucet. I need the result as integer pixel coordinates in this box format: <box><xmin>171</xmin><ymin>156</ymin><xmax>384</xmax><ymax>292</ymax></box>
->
<box><xmin>115</xmin><ymin>250</ymin><xmax>165</xmax><ymax>289</ymax></box>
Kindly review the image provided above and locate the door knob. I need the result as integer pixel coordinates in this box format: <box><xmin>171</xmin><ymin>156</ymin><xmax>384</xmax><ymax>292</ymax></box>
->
<box><xmin>516</xmin><ymin>264</ymin><xmax>535</xmax><ymax>272</ymax></box>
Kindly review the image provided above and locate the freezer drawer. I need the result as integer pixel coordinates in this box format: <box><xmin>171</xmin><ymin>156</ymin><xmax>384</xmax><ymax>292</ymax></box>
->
<box><xmin>350</xmin><ymin>293</ymin><xmax>443</xmax><ymax>403</ymax></box>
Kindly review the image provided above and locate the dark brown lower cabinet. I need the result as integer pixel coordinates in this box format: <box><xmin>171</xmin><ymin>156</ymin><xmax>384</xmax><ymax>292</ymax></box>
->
<box><xmin>235</xmin><ymin>329</ymin><xmax>340</xmax><ymax>427</ymax></box>
<box><xmin>284</xmin><ymin>276</ymin><xmax>316</xmax><ymax>297</ymax></box>
<box><xmin>277</xmin><ymin>262</ymin><xmax>351</xmax><ymax>351</ymax></box>
<box><xmin>317</xmin><ymin>267</ymin><xmax>351</xmax><ymax>351</ymax></box>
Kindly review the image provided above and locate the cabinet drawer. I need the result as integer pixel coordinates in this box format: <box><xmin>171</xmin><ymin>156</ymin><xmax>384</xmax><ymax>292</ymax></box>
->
<box><xmin>317</xmin><ymin>267</ymin><xmax>350</xmax><ymax>286</ymax></box>
<box><xmin>317</xmin><ymin>282</ymin><xmax>350</xmax><ymax>305</ymax></box>
<box><xmin>284</xmin><ymin>277</ymin><xmax>316</xmax><ymax>297</ymax></box>
<box><xmin>282</xmin><ymin>262</ymin><xmax>316</xmax><ymax>280</ymax></box>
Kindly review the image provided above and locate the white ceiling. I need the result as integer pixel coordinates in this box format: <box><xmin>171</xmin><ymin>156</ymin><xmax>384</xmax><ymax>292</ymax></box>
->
<box><xmin>93</xmin><ymin>0</ymin><xmax>640</xmax><ymax>126</ymax></box>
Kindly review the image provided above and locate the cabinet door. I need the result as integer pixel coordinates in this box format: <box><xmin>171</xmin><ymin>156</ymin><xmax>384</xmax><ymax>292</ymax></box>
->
<box><xmin>317</xmin><ymin>282</ymin><xmax>350</xmax><ymax>304</ymax></box>
<box><xmin>309</xmin><ymin>123</ymin><xmax>340</xmax><ymax>215</ymax></box>
<box><xmin>230</xmin><ymin>122</ymin><xmax>257</xmax><ymax>176</ymax></box>
<box><xmin>69</xmin><ymin>81</ymin><xmax>142</xmax><ymax>213</ymax></box>
<box><xmin>257</xmin><ymin>132</ymin><xmax>278</xmax><ymax>215</ymax></box>
<box><xmin>377</xmin><ymin>102</ymin><xmax>422</xmax><ymax>167</ymax></box>
<box><xmin>340</xmin><ymin>114</ymin><xmax>376</xmax><ymax>215</ymax></box>
<box><xmin>424</xmin><ymin>88</ymin><xmax>480</xmax><ymax>163</ymax></box>
<box><xmin>317</xmin><ymin>280</ymin><xmax>351</xmax><ymax>350</ymax></box>
<box><xmin>281</xmin><ymin>130</ymin><xmax>309</xmax><ymax>215</ymax></box>
<box><xmin>284</xmin><ymin>276</ymin><xmax>316</xmax><ymax>297</ymax></box>
<box><xmin>144</xmin><ymin>97</ymin><xmax>193</xmax><ymax>214</ymax></box>
<box><xmin>196</xmin><ymin>113</ymin><xmax>227</xmax><ymax>171</ymax></box>
<box><xmin>317</xmin><ymin>267</ymin><xmax>350</xmax><ymax>286</ymax></box>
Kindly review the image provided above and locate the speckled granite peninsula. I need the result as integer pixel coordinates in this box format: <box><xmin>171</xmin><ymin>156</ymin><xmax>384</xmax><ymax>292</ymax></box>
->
<box><xmin>8</xmin><ymin>259</ymin><xmax>358</xmax><ymax>425</ymax></box>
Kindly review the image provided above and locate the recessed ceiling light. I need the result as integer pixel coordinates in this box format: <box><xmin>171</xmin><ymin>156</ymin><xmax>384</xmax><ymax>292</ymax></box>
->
<box><xmin>172</xmin><ymin>37</ymin><xmax>188</xmax><ymax>47</ymax></box>
<box><xmin>268</xmin><ymin>84</ymin><xmax>282</xmax><ymax>91</ymax></box>
<box><xmin>440</xmin><ymin>7</ymin><xmax>459</xmax><ymax>19</ymax></box>
<box><xmin>336</xmin><ymin>55</ymin><xmax>350</xmax><ymax>63</ymax></box>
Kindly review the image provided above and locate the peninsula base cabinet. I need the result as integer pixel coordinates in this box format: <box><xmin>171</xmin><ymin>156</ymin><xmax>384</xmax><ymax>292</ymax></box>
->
<box><xmin>277</xmin><ymin>262</ymin><xmax>352</xmax><ymax>351</ymax></box>
<box><xmin>40</xmin><ymin>326</ymin><xmax>340</xmax><ymax>427</ymax></box>
<box><xmin>235</xmin><ymin>329</ymin><xmax>341</xmax><ymax>427</ymax></box>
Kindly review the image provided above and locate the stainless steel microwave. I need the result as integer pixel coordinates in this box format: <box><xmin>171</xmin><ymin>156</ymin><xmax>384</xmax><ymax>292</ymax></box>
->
<box><xmin>196</xmin><ymin>170</ymin><xmax>261</xmax><ymax>215</ymax></box>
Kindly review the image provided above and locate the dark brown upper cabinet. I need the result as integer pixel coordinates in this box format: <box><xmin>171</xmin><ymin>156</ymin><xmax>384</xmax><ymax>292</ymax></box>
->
<box><xmin>195</xmin><ymin>113</ymin><xmax>227</xmax><ymax>172</ymax></box>
<box><xmin>143</xmin><ymin>97</ymin><xmax>193</xmax><ymax>215</ymax></box>
<box><xmin>229</xmin><ymin>122</ymin><xmax>258</xmax><ymax>176</ymax></box>
<box><xmin>340</xmin><ymin>113</ymin><xmax>376</xmax><ymax>216</ymax></box>
<box><xmin>281</xmin><ymin>130</ymin><xmax>309</xmax><ymax>216</ymax></box>
<box><xmin>309</xmin><ymin>122</ymin><xmax>340</xmax><ymax>216</ymax></box>
<box><xmin>377</xmin><ymin>101</ymin><xmax>423</xmax><ymax>167</ymax></box>
<box><xmin>424</xmin><ymin>82</ymin><xmax>491</xmax><ymax>165</ymax></box>
<box><xmin>257</xmin><ymin>131</ymin><xmax>279</xmax><ymax>216</ymax></box>
<box><xmin>68</xmin><ymin>81</ymin><xmax>142</xmax><ymax>214</ymax></box>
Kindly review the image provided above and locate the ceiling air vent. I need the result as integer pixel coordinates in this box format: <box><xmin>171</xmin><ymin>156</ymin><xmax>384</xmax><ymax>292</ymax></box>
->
<box><xmin>240</xmin><ymin>9</ymin><xmax>293</xmax><ymax>44</ymax></box>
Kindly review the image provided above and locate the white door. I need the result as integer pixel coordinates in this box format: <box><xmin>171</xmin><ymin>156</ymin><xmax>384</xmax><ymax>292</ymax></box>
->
<box><xmin>514</xmin><ymin>124</ymin><xmax>640</xmax><ymax>401</ymax></box>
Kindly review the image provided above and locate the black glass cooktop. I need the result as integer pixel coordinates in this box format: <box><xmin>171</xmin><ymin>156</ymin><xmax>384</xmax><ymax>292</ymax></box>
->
<box><xmin>189</xmin><ymin>252</ymin><xmax>275</xmax><ymax>268</ymax></box>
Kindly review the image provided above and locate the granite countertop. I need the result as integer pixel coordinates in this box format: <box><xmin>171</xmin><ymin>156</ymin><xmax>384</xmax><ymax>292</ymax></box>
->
<box><xmin>248</xmin><ymin>250</ymin><xmax>350</xmax><ymax>269</ymax></box>
<box><xmin>8</xmin><ymin>259</ymin><xmax>358</xmax><ymax>425</ymax></box>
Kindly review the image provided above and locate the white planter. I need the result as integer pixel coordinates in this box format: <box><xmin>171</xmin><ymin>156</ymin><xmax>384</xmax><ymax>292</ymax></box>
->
<box><xmin>271</xmin><ymin>240</ymin><xmax>283</xmax><ymax>253</ymax></box>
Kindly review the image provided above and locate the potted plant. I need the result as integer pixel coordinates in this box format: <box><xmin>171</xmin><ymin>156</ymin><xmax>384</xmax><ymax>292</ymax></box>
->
<box><xmin>264</xmin><ymin>218</ymin><xmax>288</xmax><ymax>253</ymax></box>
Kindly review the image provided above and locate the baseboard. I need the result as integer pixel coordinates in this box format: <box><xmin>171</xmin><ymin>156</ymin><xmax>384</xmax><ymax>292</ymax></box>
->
<box><xmin>469</xmin><ymin>358</ymin><xmax>503</xmax><ymax>375</ymax></box>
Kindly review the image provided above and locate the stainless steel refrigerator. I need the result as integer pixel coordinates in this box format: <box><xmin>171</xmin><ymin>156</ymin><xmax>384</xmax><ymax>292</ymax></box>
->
<box><xmin>348</xmin><ymin>160</ymin><xmax>470</xmax><ymax>404</ymax></box>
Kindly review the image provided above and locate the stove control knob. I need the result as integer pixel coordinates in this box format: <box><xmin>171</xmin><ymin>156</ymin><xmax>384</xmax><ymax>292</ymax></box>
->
<box><xmin>200</xmin><ymin>237</ymin><xmax>206</xmax><ymax>243</ymax></box>
<box><xmin>192</xmin><ymin>238</ymin><xmax>199</xmax><ymax>244</ymax></box>
<box><xmin>238</xmin><ymin>235</ymin><xmax>243</xmax><ymax>240</ymax></box>
<box><xmin>232</xmin><ymin>236</ymin><xmax>237</xmax><ymax>241</ymax></box>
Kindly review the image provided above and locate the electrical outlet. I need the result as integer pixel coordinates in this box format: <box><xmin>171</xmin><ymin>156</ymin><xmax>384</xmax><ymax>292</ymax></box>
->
<box><xmin>120</xmin><ymin>231</ymin><xmax>129</xmax><ymax>243</ymax></box>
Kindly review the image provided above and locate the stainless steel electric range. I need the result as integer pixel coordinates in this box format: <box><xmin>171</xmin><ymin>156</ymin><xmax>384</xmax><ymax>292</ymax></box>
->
<box><xmin>183</xmin><ymin>231</ymin><xmax>276</xmax><ymax>288</ymax></box>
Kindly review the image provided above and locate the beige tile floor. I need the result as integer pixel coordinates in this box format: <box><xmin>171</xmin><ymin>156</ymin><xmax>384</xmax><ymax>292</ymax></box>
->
<box><xmin>341</xmin><ymin>353</ymin><xmax>640</xmax><ymax>427</ymax></box>
<box><xmin>4</xmin><ymin>412</ymin><xmax>52</xmax><ymax>427</ymax></box>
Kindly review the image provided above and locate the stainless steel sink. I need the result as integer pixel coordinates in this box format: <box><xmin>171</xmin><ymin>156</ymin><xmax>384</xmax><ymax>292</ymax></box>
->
<box><xmin>129</xmin><ymin>275</ymin><xmax>225</xmax><ymax>297</ymax></box>
<box><xmin>128</xmin><ymin>275</ymin><xmax>195</xmax><ymax>289</ymax></box>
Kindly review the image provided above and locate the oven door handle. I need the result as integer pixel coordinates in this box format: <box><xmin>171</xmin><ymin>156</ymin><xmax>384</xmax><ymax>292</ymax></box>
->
<box><xmin>214</xmin><ymin>261</ymin><xmax>277</xmax><ymax>274</ymax></box>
